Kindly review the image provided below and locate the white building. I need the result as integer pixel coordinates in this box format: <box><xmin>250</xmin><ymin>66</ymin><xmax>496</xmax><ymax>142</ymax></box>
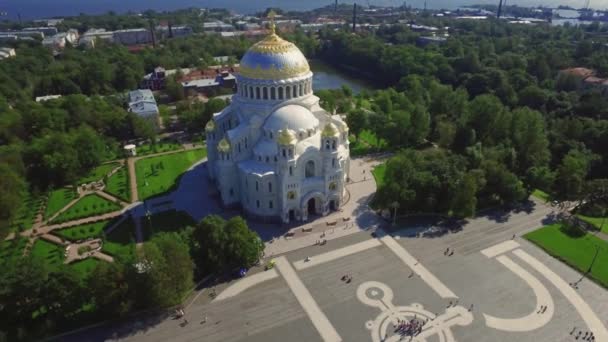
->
<box><xmin>0</xmin><ymin>47</ymin><xmax>16</xmax><ymax>60</ymax></box>
<box><xmin>206</xmin><ymin>26</ymin><xmax>350</xmax><ymax>223</ymax></box>
<box><xmin>113</xmin><ymin>29</ymin><xmax>153</xmax><ymax>45</ymax></box>
<box><xmin>128</xmin><ymin>89</ymin><xmax>159</xmax><ymax>126</ymax></box>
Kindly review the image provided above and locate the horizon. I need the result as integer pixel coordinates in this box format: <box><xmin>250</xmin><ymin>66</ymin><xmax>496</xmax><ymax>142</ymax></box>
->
<box><xmin>0</xmin><ymin>0</ymin><xmax>607</xmax><ymax>21</ymax></box>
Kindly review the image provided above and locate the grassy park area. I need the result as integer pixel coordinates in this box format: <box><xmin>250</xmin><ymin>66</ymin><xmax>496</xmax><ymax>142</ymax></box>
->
<box><xmin>6</xmin><ymin>191</ymin><xmax>44</xmax><ymax>232</ymax></box>
<box><xmin>372</xmin><ymin>163</ymin><xmax>387</xmax><ymax>187</ymax></box>
<box><xmin>136</xmin><ymin>141</ymin><xmax>183</xmax><ymax>156</ymax></box>
<box><xmin>44</xmin><ymin>188</ymin><xmax>78</xmax><ymax>219</ymax></box>
<box><xmin>52</xmin><ymin>194</ymin><xmax>121</xmax><ymax>223</ymax></box>
<box><xmin>350</xmin><ymin>130</ymin><xmax>388</xmax><ymax>156</ymax></box>
<box><xmin>79</xmin><ymin>162</ymin><xmax>120</xmax><ymax>184</ymax></box>
<box><xmin>104</xmin><ymin>166</ymin><xmax>131</xmax><ymax>201</ymax></box>
<box><xmin>135</xmin><ymin>148</ymin><xmax>207</xmax><ymax>200</ymax></box>
<box><xmin>102</xmin><ymin>217</ymin><xmax>136</xmax><ymax>257</ymax></box>
<box><xmin>525</xmin><ymin>223</ymin><xmax>608</xmax><ymax>288</ymax></box>
<box><xmin>30</xmin><ymin>239</ymin><xmax>65</xmax><ymax>271</ymax></box>
<box><xmin>531</xmin><ymin>189</ymin><xmax>551</xmax><ymax>202</ymax></box>
<box><xmin>0</xmin><ymin>237</ymin><xmax>28</xmax><ymax>263</ymax></box>
<box><xmin>578</xmin><ymin>215</ymin><xmax>608</xmax><ymax>233</ymax></box>
<box><xmin>54</xmin><ymin>221</ymin><xmax>108</xmax><ymax>241</ymax></box>
<box><xmin>140</xmin><ymin>210</ymin><xmax>195</xmax><ymax>240</ymax></box>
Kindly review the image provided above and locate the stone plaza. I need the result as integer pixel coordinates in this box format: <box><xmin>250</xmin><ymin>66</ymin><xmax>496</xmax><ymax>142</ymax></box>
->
<box><xmin>65</xmin><ymin>195</ymin><xmax>608</xmax><ymax>342</ymax></box>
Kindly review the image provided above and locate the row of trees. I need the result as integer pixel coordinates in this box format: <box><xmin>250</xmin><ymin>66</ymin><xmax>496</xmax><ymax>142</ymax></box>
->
<box><xmin>313</xmin><ymin>19</ymin><xmax>608</xmax><ymax>216</ymax></box>
<box><xmin>0</xmin><ymin>215</ymin><xmax>264</xmax><ymax>341</ymax></box>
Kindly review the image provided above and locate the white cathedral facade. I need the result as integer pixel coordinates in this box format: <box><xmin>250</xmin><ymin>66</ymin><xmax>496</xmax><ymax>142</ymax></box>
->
<box><xmin>205</xmin><ymin>27</ymin><xmax>350</xmax><ymax>223</ymax></box>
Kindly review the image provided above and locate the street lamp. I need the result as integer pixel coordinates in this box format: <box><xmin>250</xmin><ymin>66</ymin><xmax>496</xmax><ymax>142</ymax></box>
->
<box><xmin>391</xmin><ymin>201</ymin><xmax>400</xmax><ymax>226</ymax></box>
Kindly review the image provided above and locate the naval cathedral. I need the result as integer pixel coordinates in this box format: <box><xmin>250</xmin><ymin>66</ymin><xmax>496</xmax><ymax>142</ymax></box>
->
<box><xmin>205</xmin><ymin>25</ymin><xmax>351</xmax><ymax>223</ymax></box>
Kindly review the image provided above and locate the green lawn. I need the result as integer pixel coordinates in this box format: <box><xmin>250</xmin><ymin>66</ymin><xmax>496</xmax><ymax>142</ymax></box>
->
<box><xmin>102</xmin><ymin>217</ymin><xmax>136</xmax><ymax>258</ymax></box>
<box><xmin>79</xmin><ymin>162</ymin><xmax>120</xmax><ymax>184</ymax></box>
<box><xmin>104</xmin><ymin>166</ymin><xmax>131</xmax><ymax>201</ymax></box>
<box><xmin>70</xmin><ymin>258</ymin><xmax>101</xmax><ymax>277</ymax></box>
<box><xmin>137</xmin><ymin>142</ymin><xmax>183</xmax><ymax>156</ymax></box>
<box><xmin>141</xmin><ymin>210</ymin><xmax>195</xmax><ymax>240</ymax></box>
<box><xmin>531</xmin><ymin>189</ymin><xmax>551</xmax><ymax>202</ymax></box>
<box><xmin>52</xmin><ymin>194</ymin><xmax>121</xmax><ymax>224</ymax></box>
<box><xmin>54</xmin><ymin>221</ymin><xmax>108</xmax><ymax>241</ymax></box>
<box><xmin>350</xmin><ymin>130</ymin><xmax>388</xmax><ymax>156</ymax></box>
<box><xmin>6</xmin><ymin>191</ymin><xmax>44</xmax><ymax>232</ymax></box>
<box><xmin>372</xmin><ymin>163</ymin><xmax>387</xmax><ymax>188</ymax></box>
<box><xmin>0</xmin><ymin>237</ymin><xmax>28</xmax><ymax>263</ymax></box>
<box><xmin>525</xmin><ymin>223</ymin><xmax>608</xmax><ymax>288</ymax></box>
<box><xmin>30</xmin><ymin>239</ymin><xmax>65</xmax><ymax>271</ymax></box>
<box><xmin>135</xmin><ymin>148</ymin><xmax>207</xmax><ymax>200</ymax></box>
<box><xmin>578</xmin><ymin>215</ymin><xmax>608</xmax><ymax>233</ymax></box>
<box><xmin>44</xmin><ymin>188</ymin><xmax>78</xmax><ymax>219</ymax></box>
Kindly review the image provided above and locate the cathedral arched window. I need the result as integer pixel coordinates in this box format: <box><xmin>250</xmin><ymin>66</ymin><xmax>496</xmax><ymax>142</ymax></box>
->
<box><xmin>305</xmin><ymin>160</ymin><xmax>315</xmax><ymax>178</ymax></box>
<box><xmin>266</xmin><ymin>156</ymin><xmax>269</xmax><ymax>163</ymax></box>
<box><xmin>299</xmin><ymin>84</ymin><xmax>303</xmax><ymax>97</ymax></box>
<box><xmin>271</xmin><ymin>87</ymin><xmax>276</xmax><ymax>100</ymax></box>
<box><xmin>274</xmin><ymin>156</ymin><xmax>277</xmax><ymax>162</ymax></box>
<box><xmin>286</xmin><ymin>86</ymin><xmax>291</xmax><ymax>99</ymax></box>
<box><xmin>293</xmin><ymin>86</ymin><xmax>297</xmax><ymax>98</ymax></box>
<box><xmin>256</xmin><ymin>200</ymin><xmax>260</xmax><ymax>208</ymax></box>
<box><xmin>289</xmin><ymin>166</ymin><xmax>293</xmax><ymax>176</ymax></box>
<box><xmin>238</xmin><ymin>143</ymin><xmax>241</xmax><ymax>153</ymax></box>
<box><xmin>270</xmin><ymin>132</ymin><xmax>273</xmax><ymax>139</ymax></box>
<box><xmin>329</xmin><ymin>182</ymin><xmax>337</xmax><ymax>191</ymax></box>
<box><xmin>326</xmin><ymin>140</ymin><xmax>330</xmax><ymax>150</ymax></box>
<box><xmin>268</xmin><ymin>182</ymin><xmax>272</xmax><ymax>193</ymax></box>
<box><xmin>282</xmin><ymin>149</ymin><xmax>286</xmax><ymax>158</ymax></box>
<box><xmin>278</xmin><ymin>87</ymin><xmax>284</xmax><ymax>100</ymax></box>
<box><xmin>256</xmin><ymin>181</ymin><xmax>259</xmax><ymax>191</ymax></box>
<box><xmin>249</xmin><ymin>86</ymin><xmax>254</xmax><ymax>99</ymax></box>
<box><xmin>269</xmin><ymin>200</ymin><xmax>273</xmax><ymax>209</ymax></box>
<box><xmin>332</xmin><ymin>158</ymin><xmax>336</xmax><ymax>168</ymax></box>
<box><xmin>263</xmin><ymin>87</ymin><xmax>268</xmax><ymax>100</ymax></box>
<box><xmin>332</xmin><ymin>140</ymin><xmax>336</xmax><ymax>150</ymax></box>
<box><xmin>256</xmin><ymin>87</ymin><xmax>261</xmax><ymax>99</ymax></box>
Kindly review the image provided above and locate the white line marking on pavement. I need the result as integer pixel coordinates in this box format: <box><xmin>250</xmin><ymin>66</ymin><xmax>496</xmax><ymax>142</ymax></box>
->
<box><xmin>293</xmin><ymin>239</ymin><xmax>382</xmax><ymax>270</ymax></box>
<box><xmin>481</xmin><ymin>240</ymin><xmax>521</xmax><ymax>258</ymax></box>
<box><xmin>380</xmin><ymin>233</ymin><xmax>457</xmax><ymax>299</ymax></box>
<box><xmin>483</xmin><ymin>255</ymin><xmax>554</xmax><ymax>332</ymax></box>
<box><xmin>513</xmin><ymin>249</ymin><xmax>608</xmax><ymax>341</ymax></box>
<box><xmin>214</xmin><ymin>269</ymin><xmax>279</xmax><ymax>301</ymax></box>
<box><xmin>274</xmin><ymin>256</ymin><xmax>342</xmax><ymax>342</ymax></box>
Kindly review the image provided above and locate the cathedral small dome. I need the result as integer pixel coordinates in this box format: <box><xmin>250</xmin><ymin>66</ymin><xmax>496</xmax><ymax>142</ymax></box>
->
<box><xmin>322</xmin><ymin>123</ymin><xmax>339</xmax><ymax>137</ymax></box>
<box><xmin>205</xmin><ymin>119</ymin><xmax>215</xmax><ymax>132</ymax></box>
<box><xmin>218</xmin><ymin>138</ymin><xmax>231</xmax><ymax>152</ymax></box>
<box><xmin>239</xmin><ymin>33</ymin><xmax>311</xmax><ymax>80</ymax></box>
<box><xmin>263</xmin><ymin>105</ymin><xmax>319</xmax><ymax>133</ymax></box>
<box><xmin>277</xmin><ymin>129</ymin><xmax>296</xmax><ymax>145</ymax></box>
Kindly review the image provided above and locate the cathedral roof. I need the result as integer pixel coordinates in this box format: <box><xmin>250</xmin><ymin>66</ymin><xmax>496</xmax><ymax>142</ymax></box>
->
<box><xmin>238</xmin><ymin>31</ymin><xmax>310</xmax><ymax>80</ymax></box>
<box><xmin>263</xmin><ymin>105</ymin><xmax>319</xmax><ymax>132</ymax></box>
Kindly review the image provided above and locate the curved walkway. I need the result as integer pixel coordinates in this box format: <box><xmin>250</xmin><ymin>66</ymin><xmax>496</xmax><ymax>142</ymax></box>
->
<box><xmin>214</xmin><ymin>269</ymin><xmax>279</xmax><ymax>301</ymax></box>
<box><xmin>483</xmin><ymin>255</ymin><xmax>554</xmax><ymax>332</ymax></box>
<box><xmin>513</xmin><ymin>249</ymin><xmax>608</xmax><ymax>341</ymax></box>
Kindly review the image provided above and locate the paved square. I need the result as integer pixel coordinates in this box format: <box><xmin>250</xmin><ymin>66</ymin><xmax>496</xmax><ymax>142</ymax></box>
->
<box><xmin>61</xmin><ymin>203</ymin><xmax>608</xmax><ymax>342</ymax></box>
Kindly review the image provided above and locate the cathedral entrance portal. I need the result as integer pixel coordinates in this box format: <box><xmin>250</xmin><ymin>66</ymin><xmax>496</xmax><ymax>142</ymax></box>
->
<box><xmin>329</xmin><ymin>200</ymin><xmax>337</xmax><ymax>211</ymax></box>
<box><xmin>307</xmin><ymin>198</ymin><xmax>317</xmax><ymax>216</ymax></box>
<box><xmin>289</xmin><ymin>209</ymin><xmax>296</xmax><ymax>222</ymax></box>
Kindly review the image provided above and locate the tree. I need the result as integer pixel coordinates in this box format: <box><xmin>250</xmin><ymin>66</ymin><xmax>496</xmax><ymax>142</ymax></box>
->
<box><xmin>346</xmin><ymin>109</ymin><xmax>368</xmax><ymax>138</ymax></box>
<box><xmin>192</xmin><ymin>215</ymin><xmax>263</xmax><ymax>273</ymax></box>
<box><xmin>139</xmin><ymin>232</ymin><xmax>194</xmax><ymax>308</ymax></box>
<box><xmin>518</xmin><ymin>85</ymin><xmax>548</xmax><ymax>110</ymax></box>
<box><xmin>409</xmin><ymin>105</ymin><xmax>430</xmax><ymax>145</ymax></box>
<box><xmin>0</xmin><ymin>164</ymin><xmax>25</xmax><ymax>238</ymax></box>
<box><xmin>555</xmin><ymin>149</ymin><xmax>595</xmax><ymax>200</ymax></box>
<box><xmin>510</xmin><ymin>107</ymin><xmax>550</xmax><ymax>173</ymax></box>
<box><xmin>88</xmin><ymin>262</ymin><xmax>134</xmax><ymax>318</ymax></box>
<box><xmin>451</xmin><ymin>172</ymin><xmax>478</xmax><ymax>218</ymax></box>
<box><xmin>166</xmin><ymin>75</ymin><xmax>185</xmax><ymax>101</ymax></box>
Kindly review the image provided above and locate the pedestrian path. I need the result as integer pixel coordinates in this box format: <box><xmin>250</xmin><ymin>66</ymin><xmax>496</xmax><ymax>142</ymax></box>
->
<box><xmin>274</xmin><ymin>256</ymin><xmax>342</xmax><ymax>342</ymax></box>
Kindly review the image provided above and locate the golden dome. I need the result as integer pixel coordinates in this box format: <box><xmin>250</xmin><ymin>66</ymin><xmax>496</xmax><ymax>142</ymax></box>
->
<box><xmin>239</xmin><ymin>32</ymin><xmax>311</xmax><ymax>80</ymax></box>
<box><xmin>322</xmin><ymin>123</ymin><xmax>339</xmax><ymax>137</ymax></box>
<box><xmin>277</xmin><ymin>129</ymin><xmax>296</xmax><ymax>145</ymax></box>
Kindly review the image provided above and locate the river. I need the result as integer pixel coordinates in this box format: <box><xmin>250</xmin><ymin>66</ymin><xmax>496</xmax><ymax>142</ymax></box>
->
<box><xmin>310</xmin><ymin>60</ymin><xmax>374</xmax><ymax>94</ymax></box>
